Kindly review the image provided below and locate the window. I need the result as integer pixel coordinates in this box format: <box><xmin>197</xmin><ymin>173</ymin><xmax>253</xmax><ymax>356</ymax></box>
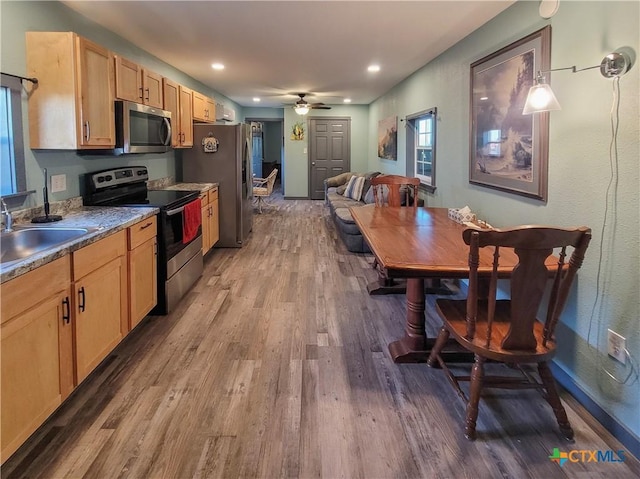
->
<box><xmin>406</xmin><ymin>107</ymin><xmax>437</xmax><ymax>192</ymax></box>
<box><xmin>416</xmin><ymin>117</ymin><xmax>433</xmax><ymax>179</ymax></box>
<box><xmin>1</xmin><ymin>74</ymin><xmax>26</xmax><ymax>197</ymax></box>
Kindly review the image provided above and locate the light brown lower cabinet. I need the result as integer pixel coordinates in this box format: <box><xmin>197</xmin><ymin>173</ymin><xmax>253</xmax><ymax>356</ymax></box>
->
<box><xmin>209</xmin><ymin>188</ymin><xmax>219</xmax><ymax>248</ymax></box>
<box><xmin>1</xmin><ymin>228</ymin><xmax>134</xmax><ymax>463</ymax></box>
<box><xmin>128</xmin><ymin>217</ymin><xmax>158</xmax><ymax>329</ymax></box>
<box><xmin>199</xmin><ymin>191</ymin><xmax>211</xmax><ymax>255</ymax></box>
<box><xmin>200</xmin><ymin>187</ymin><xmax>220</xmax><ymax>255</ymax></box>
<box><xmin>72</xmin><ymin>230</ymin><xmax>128</xmax><ymax>384</ymax></box>
<box><xmin>1</xmin><ymin>256</ymin><xmax>73</xmax><ymax>463</ymax></box>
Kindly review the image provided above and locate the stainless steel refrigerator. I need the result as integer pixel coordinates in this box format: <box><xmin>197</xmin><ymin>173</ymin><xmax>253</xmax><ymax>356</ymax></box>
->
<box><xmin>182</xmin><ymin>124</ymin><xmax>253</xmax><ymax>247</ymax></box>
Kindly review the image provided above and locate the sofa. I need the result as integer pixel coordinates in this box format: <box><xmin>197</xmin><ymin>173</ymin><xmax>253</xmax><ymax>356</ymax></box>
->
<box><xmin>324</xmin><ymin>171</ymin><xmax>381</xmax><ymax>253</ymax></box>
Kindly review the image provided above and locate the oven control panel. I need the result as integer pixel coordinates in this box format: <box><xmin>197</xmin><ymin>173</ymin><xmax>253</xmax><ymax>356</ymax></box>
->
<box><xmin>86</xmin><ymin>167</ymin><xmax>149</xmax><ymax>192</ymax></box>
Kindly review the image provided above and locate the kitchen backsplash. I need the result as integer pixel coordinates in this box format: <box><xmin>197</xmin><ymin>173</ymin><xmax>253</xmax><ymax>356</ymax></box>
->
<box><xmin>147</xmin><ymin>176</ymin><xmax>174</xmax><ymax>189</ymax></box>
<box><xmin>9</xmin><ymin>197</ymin><xmax>84</xmax><ymax>225</ymax></box>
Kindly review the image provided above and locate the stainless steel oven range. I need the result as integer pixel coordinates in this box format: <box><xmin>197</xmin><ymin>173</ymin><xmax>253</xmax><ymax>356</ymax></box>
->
<box><xmin>83</xmin><ymin>166</ymin><xmax>203</xmax><ymax>315</ymax></box>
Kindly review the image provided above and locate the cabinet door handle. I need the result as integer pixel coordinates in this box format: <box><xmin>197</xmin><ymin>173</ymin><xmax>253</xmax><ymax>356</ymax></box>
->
<box><xmin>140</xmin><ymin>221</ymin><xmax>153</xmax><ymax>230</ymax></box>
<box><xmin>62</xmin><ymin>297</ymin><xmax>70</xmax><ymax>324</ymax></box>
<box><xmin>139</xmin><ymin>87</ymin><xmax>144</xmax><ymax>100</ymax></box>
<box><xmin>78</xmin><ymin>287</ymin><xmax>86</xmax><ymax>312</ymax></box>
<box><xmin>145</xmin><ymin>87</ymin><xmax>150</xmax><ymax>101</ymax></box>
<box><xmin>209</xmin><ymin>205</ymin><xmax>213</xmax><ymax>217</ymax></box>
<box><xmin>85</xmin><ymin>121</ymin><xmax>90</xmax><ymax>141</ymax></box>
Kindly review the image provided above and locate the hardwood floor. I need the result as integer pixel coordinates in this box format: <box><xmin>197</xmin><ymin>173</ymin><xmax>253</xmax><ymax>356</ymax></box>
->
<box><xmin>4</xmin><ymin>187</ymin><xmax>639</xmax><ymax>478</ymax></box>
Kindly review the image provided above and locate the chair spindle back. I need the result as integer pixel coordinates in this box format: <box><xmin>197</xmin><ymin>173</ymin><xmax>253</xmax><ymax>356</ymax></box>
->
<box><xmin>462</xmin><ymin>226</ymin><xmax>591</xmax><ymax>351</ymax></box>
<box><xmin>370</xmin><ymin>175</ymin><xmax>420</xmax><ymax>208</ymax></box>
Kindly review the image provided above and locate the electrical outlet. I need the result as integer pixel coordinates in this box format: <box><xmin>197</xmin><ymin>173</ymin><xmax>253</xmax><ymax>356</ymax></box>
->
<box><xmin>607</xmin><ymin>329</ymin><xmax>626</xmax><ymax>364</ymax></box>
<box><xmin>50</xmin><ymin>174</ymin><xmax>66</xmax><ymax>193</ymax></box>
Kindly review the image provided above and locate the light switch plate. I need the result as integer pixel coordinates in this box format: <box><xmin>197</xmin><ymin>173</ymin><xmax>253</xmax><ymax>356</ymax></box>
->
<box><xmin>50</xmin><ymin>174</ymin><xmax>66</xmax><ymax>193</ymax></box>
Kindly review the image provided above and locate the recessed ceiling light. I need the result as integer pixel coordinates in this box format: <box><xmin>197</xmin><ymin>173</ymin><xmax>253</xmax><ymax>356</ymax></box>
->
<box><xmin>367</xmin><ymin>64</ymin><xmax>380</xmax><ymax>73</ymax></box>
<box><xmin>211</xmin><ymin>63</ymin><xmax>225</xmax><ymax>70</ymax></box>
<box><xmin>253</xmin><ymin>97</ymin><xmax>261</xmax><ymax>102</ymax></box>
<box><xmin>343</xmin><ymin>98</ymin><xmax>352</xmax><ymax>103</ymax></box>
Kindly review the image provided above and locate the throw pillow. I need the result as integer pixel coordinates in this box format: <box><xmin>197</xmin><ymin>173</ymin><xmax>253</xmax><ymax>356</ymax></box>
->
<box><xmin>360</xmin><ymin>171</ymin><xmax>381</xmax><ymax>202</ymax></box>
<box><xmin>336</xmin><ymin>184</ymin><xmax>348</xmax><ymax>195</ymax></box>
<box><xmin>363</xmin><ymin>186</ymin><xmax>375</xmax><ymax>204</ymax></box>
<box><xmin>344</xmin><ymin>175</ymin><xmax>365</xmax><ymax>201</ymax></box>
<box><xmin>364</xmin><ymin>183</ymin><xmax>388</xmax><ymax>204</ymax></box>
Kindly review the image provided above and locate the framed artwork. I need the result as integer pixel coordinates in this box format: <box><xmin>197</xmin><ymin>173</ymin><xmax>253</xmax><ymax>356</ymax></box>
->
<box><xmin>378</xmin><ymin>115</ymin><xmax>397</xmax><ymax>161</ymax></box>
<box><xmin>291</xmin><ymin>121</ymin><xmax>304</xmax><ymax>140</ymax></box>
<box><xmin>469</xmin><ymin>26</ymin><xmax>551</xmax><ymax>201</ymax></box>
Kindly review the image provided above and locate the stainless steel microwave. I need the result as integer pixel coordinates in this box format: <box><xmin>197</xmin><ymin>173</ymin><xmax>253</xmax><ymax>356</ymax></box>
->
<box><xmin>115</xmin><ymin>100</ymin><xmax>172</xmax><ymax>154</ymax></box>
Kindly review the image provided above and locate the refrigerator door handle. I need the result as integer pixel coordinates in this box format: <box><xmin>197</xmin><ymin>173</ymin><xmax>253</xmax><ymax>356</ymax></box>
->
<box><xmin>237</xmin><ymin>135</ymin><xmax>250</xmax><ymax>243</ymax></box>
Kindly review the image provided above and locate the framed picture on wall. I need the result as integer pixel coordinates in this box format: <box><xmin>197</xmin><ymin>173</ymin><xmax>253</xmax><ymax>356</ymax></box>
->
<box><xmin>378</xmin><ymin>115</ymin><xmax>397</xmax><ymax>161</ymax></box>
<box><xmin>469</xmin><ymin>26</ymin><xmax>551</xmax><ymax>201</ymax></box>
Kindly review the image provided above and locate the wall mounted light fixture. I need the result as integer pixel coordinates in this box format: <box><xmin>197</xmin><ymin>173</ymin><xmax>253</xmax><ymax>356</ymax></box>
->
<box><xmin>522</xmin><ymin>51</ymin><xmax>632</xmax><ymax>114</ymax></box>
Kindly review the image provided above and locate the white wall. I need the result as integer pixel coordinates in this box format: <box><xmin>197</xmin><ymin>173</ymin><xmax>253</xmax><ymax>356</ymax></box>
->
<box><xmin>369</xmin><ymin>0</ymin><xmax>640</xmax><ymax>443</ymax></box>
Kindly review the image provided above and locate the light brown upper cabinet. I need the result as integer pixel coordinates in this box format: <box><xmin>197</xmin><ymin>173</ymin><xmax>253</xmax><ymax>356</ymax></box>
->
<box><xmin>180</xmin><ymin>87</ymin><xmax>195</xmax><ymax>147</ymax></box>
<box><xmin>192</xmin><ymin>91</ymin><xmax>216</xmax><ymax>123</ymax></box>
<box><xmin>163</xmin><ymin>78</ymin><xmax>194</xmax><ymax>148</ymax></box>
<box><xmin>142</xmin><ymin>70</ymin><xmax>163</xmax><ymax>108</ymax></box>
<box><xmin>114</xmin><ymin>55</ymin><xmax>164</xmax><ymax>108</ymax></box>
<box><xmin>27</xmin><ymin>32</ymin><xmax>115</xmax><ymax>149</ymax></box>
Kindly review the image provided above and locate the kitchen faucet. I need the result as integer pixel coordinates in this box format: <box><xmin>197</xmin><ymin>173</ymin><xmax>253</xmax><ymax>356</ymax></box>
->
<box><xmin>1</xmin><ymin>198</ymin><xmax>13</xmax><ymax>232</ymax></box>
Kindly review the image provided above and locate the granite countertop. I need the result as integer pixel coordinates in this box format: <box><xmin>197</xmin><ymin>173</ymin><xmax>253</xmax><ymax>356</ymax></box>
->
<box><xmin>1</xmin><ymin>206</ymin><xmax>158</xmax><ymax>283</ymax></box>
<box><xmin>152</xmin><ymin>182</ymin><xmax>218</xmax><ymax>193</ymax></box>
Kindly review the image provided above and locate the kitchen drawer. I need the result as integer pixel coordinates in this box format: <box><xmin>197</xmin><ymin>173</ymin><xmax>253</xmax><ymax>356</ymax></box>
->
<box><xmin>128</xmin><ymin>216</ymin><xmax>157</xmax><ymax>250</ymax></box>
<box><xmin>73</xmin><ymin>230</ymin><xmax>126</xmax><ymax>280</ymax></box>
<box><xmin>208</xmin><ymin>187</ymin><xmax>218</xmax><ymax>203</ymax></box>
<box><xmin>199</xmin><ymin>191</ymin><xmax>209</xmax><ymax>205</ymax></box>
<box><xmin>1</xmin><ymin>256</ymin><xmax>71</xmax><ymax>324</ymax></box>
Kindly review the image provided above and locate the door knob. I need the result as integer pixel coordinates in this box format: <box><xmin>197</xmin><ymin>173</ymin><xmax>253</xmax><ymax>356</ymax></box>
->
<box><xmin>312</xmin><ymin>162</ymin><xmax>316</xmax><ymax>165</ymax></box>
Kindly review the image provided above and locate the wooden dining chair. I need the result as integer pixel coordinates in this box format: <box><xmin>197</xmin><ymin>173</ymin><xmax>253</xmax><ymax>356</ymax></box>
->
<box><xmin>367</xmin><ymin>175</ymin><xmax>421</xmax><ymax>294</ymax></box>
<box><xmin>427</xmin><ymin>225</ymin><xmax>591</xmax><ymax>440</ymax></box>
<box><xmin>370</xmin><ymin>174</ymin><xmax>420</xmax><ymax>207</ymax></box>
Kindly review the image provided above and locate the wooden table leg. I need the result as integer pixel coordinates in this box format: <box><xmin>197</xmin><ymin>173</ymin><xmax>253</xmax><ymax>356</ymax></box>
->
<box><xmin>388</xmin><ymin>277</ymin><xmax>473</xmax><ymax>364</ymax></box>
<box><xmin>388</xmin><ymin>278</ymin><xmax>429</xmax><ymax>362</ymax></box>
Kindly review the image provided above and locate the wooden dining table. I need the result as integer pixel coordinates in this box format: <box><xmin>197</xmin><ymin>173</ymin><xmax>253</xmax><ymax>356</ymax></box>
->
<box><xmin>350</xmin><ymin>206</ymin><xmax>557</xmax><ymax>363</ymax></box>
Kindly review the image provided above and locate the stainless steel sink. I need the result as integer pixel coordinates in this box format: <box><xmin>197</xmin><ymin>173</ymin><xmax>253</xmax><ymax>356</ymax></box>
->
<box><xmin>1</xmin><ymin>226</ymin><xmax>99</xmax><ymax>266</ymax></box>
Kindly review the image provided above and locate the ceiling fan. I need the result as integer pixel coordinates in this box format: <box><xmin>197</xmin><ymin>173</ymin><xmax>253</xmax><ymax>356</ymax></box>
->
<box><xmin>293</xmin><ymin>93</ymin><xmax>331</xmax><ymax>115</ymax></box>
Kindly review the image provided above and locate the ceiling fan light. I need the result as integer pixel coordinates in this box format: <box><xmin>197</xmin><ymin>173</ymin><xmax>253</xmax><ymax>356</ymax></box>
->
<box><xmin>295</xmin><ymin>105</ymin><xmax>310</xmax><ymax>115</ymax></box>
